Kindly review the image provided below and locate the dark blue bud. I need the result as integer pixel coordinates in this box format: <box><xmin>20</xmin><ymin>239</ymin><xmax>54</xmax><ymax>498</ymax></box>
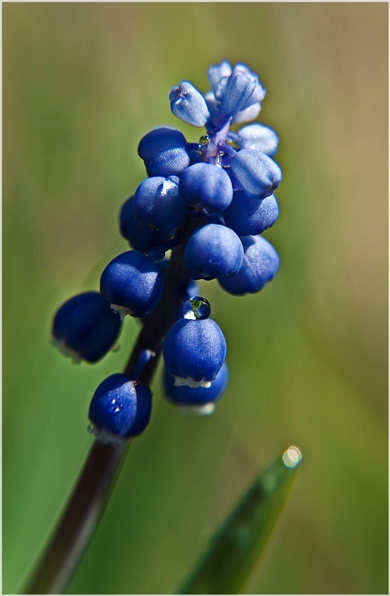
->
<box><xmin>119</xmin><ymin>195</ymin><xmax>171</xmax><ymax>254</ymax></box>
<box><xmin>163</xmin><ymin>361</ymin><xmax>229</xmax><ymax>413</ymax></box>
<box><xmin>100</xmin><ymin>250</ymin><xmax>164</xmax><ymax>318</ymax></box>
<box><xmin>230</xmin><ymin>149</ymin><xmax>282</xmax><ymax>199</ymax></box>
<box><xmin>218</xmin><ymin>235</ymin><xmax>279</xmax><ymax>296</ymax></box>
<box><xmin>184</xmin><ymin>223</ymin><xmax>244</xmax><ymax>280</ymax></box>
<box><xmin>163</xmin><ymin>317</ymin><xmax>227</xmax><ymax>388</ymax></box>
<box><xmin>133</xmin><ymin>175</ymin><xmax>187</xmax><ymax>233</ymax></box>
<box><xmin>179</xmin><ymin>163</ymin><xmax>233</xmax><ymax>215</ymax></box>
<box><xmin>169</xmin><ymin>81</ymin><xmax>210</xmax><ymax>127</ymax></box>
<box><xmin>52</xmin><ymin>291</ymin><xmax>122</xmax><ymax>364</ymax></box>
<box><xmin>223</xmin><ymin>191</ymin><xmax>279</xmax><ymax>236</ymax></box>
<box><xmin>89</xmin><ymin>373</ymin><xmax>152</xmax><ymax>441</ymax></box>
<box><xmin>137</xmin><ymin>126</ymin><xmax>190</xmax><ymax>178</ymax></box>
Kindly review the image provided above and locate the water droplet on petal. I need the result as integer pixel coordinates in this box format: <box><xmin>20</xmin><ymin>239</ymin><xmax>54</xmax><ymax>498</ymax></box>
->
<box><xmin>199</xmin><ymin>134</ymin><xmax>210</xmax><ymax>147</ymax></box>
<box><xmin>183</xmin><ymin>296</ymin><xmax>211</xmax><ymax>320</ymax></box>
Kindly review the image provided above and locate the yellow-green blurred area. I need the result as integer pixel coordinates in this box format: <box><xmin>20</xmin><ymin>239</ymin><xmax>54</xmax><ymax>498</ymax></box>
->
<box><xmin>3</xmin><ymin>3</ymin><xmax>387</xmax><ymax>594</ymax></box>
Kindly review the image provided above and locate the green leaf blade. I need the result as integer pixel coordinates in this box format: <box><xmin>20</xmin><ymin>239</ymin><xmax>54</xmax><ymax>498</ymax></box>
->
<box><xmin>180</xmin><ymin>446</ymin><xmax>302</xmax><ymax>594</ymax></box>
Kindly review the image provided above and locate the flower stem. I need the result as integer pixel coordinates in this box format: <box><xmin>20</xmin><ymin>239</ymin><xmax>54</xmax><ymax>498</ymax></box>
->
<box><xmin>24</xmin><ymin>441</ymin><xmax>128</xmax><ymax>594</ymax></box>
<box><xmin>23</xmin><ymin>212</ymin><xmax>202</xmax><ymax>594</ymax></box>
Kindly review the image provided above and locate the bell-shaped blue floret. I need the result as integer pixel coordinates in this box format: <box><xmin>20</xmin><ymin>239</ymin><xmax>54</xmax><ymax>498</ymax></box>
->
<box><xmin>133</xmin><ymin>175</ymin><xmax>187</xmax><ymax>233</ymax></box>
<box><xmin>184</xmin><ymin>223</ymin><xmax>244</xmax><ymax>281</ymax></box>
<box><xmin>179</xmin><ymin>162</ymin><xmax>233</xmax><ymax>215</ymax></box>
<box><xmin>236</xmin><ymin>123</ymin><xmax>279</xmax><ymax>156</ymax></box>
<box><xmin>229</xmin><ymin>148</ymin><xmax>282</xmax><ymax>199</ymax></box>
<box><xmin>207</xmin><ymin>59</ymin><xmax>232</xmax><ymax>100</ymax></box>
<box><xmin>119</xmin><ymin>195</ymin><xmax>171</xmax><ymax>254</ymax></box>
<box><xmin>163</xmin><ymin>361</ymin><xmax>229</xmax><ymax>412</ymax></box>
<box><xmin>52</xmin><ymin>291</ymin><xmax>122</xmax><ymax>364</ymax></box>
<box><xmin>137</xmin><ymin>126</ymin><xmax>190</xmax><ymax>178</ymax></box>
<box><xmin>223</xmin><ymin>191</ymin><xmax>279</xmax><ymax>236</ymax></box>
<box><xmin>89</xmin><ymin>373</ymin><xmax>152</xmax><ymax>441</ymax></box>
<box><xmin>100</xmin><ymin>250</ymin><xmax>164</xmax><ymax>318</ymax></box>
<box><xmin>218</xmin><ymin>235</ymin><xmax>280</xmax><ymax>296</ymax></box>
<box><xmin>169</xmin><ymin>81</ymin><xmax>210</xmax><ymax>127</ymax></box>
<box><xmin>163</xmin><ymin>317</ymin><xmax>227</xmax><ymax>388</ymax></box>
<box><xmin>221</xmin><ymin>63</ymin><xmax>258</xmax><ymax>120</ymax></box>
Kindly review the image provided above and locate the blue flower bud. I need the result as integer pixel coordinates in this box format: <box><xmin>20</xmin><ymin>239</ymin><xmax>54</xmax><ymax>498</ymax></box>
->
<box><xmin>207</xmin><ymin>59</ymin><xmax>232</xmax><ymax>100</ymax></box>
<box><xmin>203</xmin><ymin>90</ymin><xmax>221</xmax><ymax>122</ymax></box>
<box><xmin>230</xmin><ymin>148</ymin><xmax>282</xmax><ymax>199</ymax></box>
<box><xmin>223</xmin><ymin>191</ymin><xmax>279</xmax><ymax>236</ymax></box>
<box><xmin>133</xmin><ymin>175</ymin><xmax>187</xmax><ymax>233</ymax></box>
<box><xmin>179</xmin><ymin>163</ymin><xmax>233</xmax><ymax>215</ymax></box>
<box><xmin>163</xmin><ymin>317</ymin><xmax>227</xmax><ymax>388</ymax></box>
<box><xmin>239</xmin><ymin>69</ymin><xmax>266</xmax><ymax>109</ymax></box>
<box><xmin>52</xmin><ymin>291</ymin><xmax>122</xmax><ymax>364</ymax></box>
<box><xmin>236</xmin><ymin>123</ymin><xmax>279</xmax><ymax>156</ymax></box>
<box><xmin>100</xmin><ymin>250</ymin><xmax>164</xmax><ymax>318</ymax></box>
<box><xmin>169</xmin><ymin>81</ymin><xmax>210</xmax><ymax>127</ymax></box>
<box><xmin>119</xmin><ymin>195</ymin><xmax>171</xmax><ymax>254</ymax></box>
<box><xmin>184</xmin><ymin>223</ymin><xmax>244</xmax><ymax>280</ymax></box>
<box><xmin>221</xmin><ymin>64</ymin><xmax>258</xmax><ymax>119</ymax></box>
<box><xmin>231</xmin><ymin>102</ymin><xmax>261</xmax><ymax>125</ymax></box>
<box><xmin>89</xmin><ymin>373</ymin><xmax>152</xmax><ymax>441</ymax></box>
<box><xmin>163</xmin><ymin>361</ymin><xmax>229</xmax><ymax>413</ymax></box>
<box><xmin>137</xmin><ymin>126</ymin><xmax>190</xmax><ymax>178</ymax></box>
<box><xmin>218</xmin><ymin>235</ymin><xmax>280</xmax><ymax>296</ymax></box>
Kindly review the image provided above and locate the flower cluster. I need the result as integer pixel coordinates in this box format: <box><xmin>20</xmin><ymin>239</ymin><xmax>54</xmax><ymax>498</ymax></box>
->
<box><xmin>51</xmin><ymin>60</ymin><xmax>282</xmax><ymax>443</ymax></box>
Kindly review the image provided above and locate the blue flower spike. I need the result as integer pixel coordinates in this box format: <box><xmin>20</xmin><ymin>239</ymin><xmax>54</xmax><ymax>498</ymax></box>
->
<box><xmin>53</xmin><ymin>58</ymin><xmax>282</xmax><ymax>443</ymax></box>
<box><xmin>169</xmin><ymin>81</ymin><xmax>210</xmax><ymax>127</ymax></box>
<box><xmin>52</xmin><ymin>291</ymin><xmax>122</xmax><ymax>364</ymax></box>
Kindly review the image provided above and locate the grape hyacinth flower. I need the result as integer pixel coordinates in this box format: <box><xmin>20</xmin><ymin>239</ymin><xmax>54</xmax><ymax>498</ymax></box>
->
<box><xmin>37</xmin><ymin>59</ymin><xmax>285</xmax><ymax>594</ymax></box>
<box><xmin>51</xmin><ymin>58</ymin><xmax>283</xmax><ymax>441</ymax></box>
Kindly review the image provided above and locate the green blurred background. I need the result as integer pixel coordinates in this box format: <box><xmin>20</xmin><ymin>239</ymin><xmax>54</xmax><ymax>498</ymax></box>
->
<box><xmin>3</xmin><ymin>3</ymin><xmax>387</xmax><ymax>594</ymax></box>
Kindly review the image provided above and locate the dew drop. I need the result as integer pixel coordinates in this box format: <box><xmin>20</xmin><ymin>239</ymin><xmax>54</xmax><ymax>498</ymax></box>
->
<box><xmin>183</xmin><ymin>296</ymin><xmax>211</xmax><ymax>320</ymax></box>
<box><xmin>282</xmin><ymin>446</ymin><xmax>303</xmax><ymax>469</ymax></box>
<box><xmin>198</xmin><ymin>134</ymin><xmax>210</xmax><ymax>147</ymax></box>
